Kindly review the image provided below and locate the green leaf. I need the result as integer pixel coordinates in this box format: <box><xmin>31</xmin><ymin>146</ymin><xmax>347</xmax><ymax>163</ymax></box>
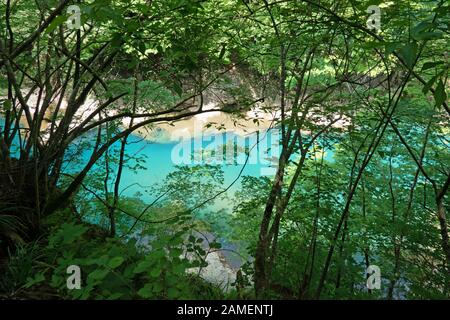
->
<box><xmin>411</xmin><ymin>21</ymin><xmax>434</xmax><ymax>36</ymax></box>
<box><xmin>398</xmin><ymin>42</ymin><xmax>418</xmax><ymax>69</ymax></box>
<box><xmin>137</xmin><ymin>284</ymin><xmax>153</xmax><ymax>298</ymax></box>
<box><xmin>169</xmin><ymin>248</ymin><xmax>183</xmax><ymax>258</ymax></box>
<box><xmin>133</xmin><ymin>260</ymin><xmax>152</xmax><ymax>274</ymax></box>
<box><xmin>150</xmin><ymin>268</ymin><xmax>161</xmax><ymax>278</ymax></box>
<box><xmin>2</xmin><ymin>99</ymin><xmax>12</xmax><ymax>111</ymax></box>
<box><xmin>110</xmin><ymin>33</ymin><xmax>123</xmax><ymax>48</ymax></box>
<box><xmin>363</xmin><ymin>41</ymin><xmax>384</xmax><ymax>50</ymax></box>
<box><xmin>413</xmin><ymin>32</ymin><xmax>443</xmax><ymax>41</ymax></box>
<box><xmin>367</xmin><ymin>0</ymin><xmax>383</xmax><ymax>5</ymax></box>
<box><xmin>172</xmin><ymin>82</ymin><xmax>183</xmax><ymax>97</ymax></box>
<box><xmin>209</xmin><ymin>241</ymin><xmax>221</xmax><ymax>249</ymax></box>
<box><xmin>137</xmin><ymin>42</ymin><xmax>146</xmax><ymax>53</ymax></box>
<box><xmin>152</xmin><ymin>282</ymin><xmax>163</xmax><ymax>293</ymax></box>
<box><xmin>167</xmin><ymin>287</ymin><xmax>180</xmax><ymax>299</ymax></box>
<box><xmin>89</xmin><ymin>269</ymin><xmax>109</xmax><ymax>281</ymax></box>
<box><xmin>45</xmin><ymin>15</ymin><xmax>68</xmax><ymax>34</ymax></box>
<box><xmin>172</xmin><ymin>263</ymin><xmax>186</xmax><ymax>275</ymax></box>
<box><xmin>195</xmin><ymin>247</ymin><xmax>206</xmax><ymax>256</ymax></box>
<box><xmin>24</xmin><ymin>273</ymin><xmax>46</xmax><ymax>288</ymax></box>
<box><xmin>422</xmin><ymin>74</ymin><xmax>439</xmax><ymax>94</ymax></box>
<box><xmin>107</xmin><ymin>292</ymin><xmax>123</xmax><ymax>300</ymax></box>
<box><xmin>434</xmin><ymin>80</ymin><xmax>447</xmax><ymax>107</ymax></box>
<box><xmin>60</xmin><ymin>223</ymin><xmax>88</xmax><ymax>245</ymax></box>
<box><xmin>384</xmin><ymin>42</ymin><xmax>400</xmax><ymax>59</ymax></box>
<box><xmin>421</xmin><ymin>61</ymin><xmax>444</xmax><ymax>71</ymax></box>
<box><xmin>107</xmin><ymin>256</ymin><xmax>125</xmax><ymax>269</ymax></box>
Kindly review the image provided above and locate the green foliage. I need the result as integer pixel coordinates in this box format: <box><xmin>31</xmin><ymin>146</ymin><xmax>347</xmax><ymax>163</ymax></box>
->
<box><xmin>1</xmin><ymin>0</ymin><xmax>449</xmax><ymax>301</ymax></box>
<box><xmin>9</xmin><ymin>221</ymin><xmax>223</xmax><ymax>300</ymax></box>
<box><xmin>0</xmin><ymin>241</ymin><xmax>45</xmax><ymax>298</ymax></box>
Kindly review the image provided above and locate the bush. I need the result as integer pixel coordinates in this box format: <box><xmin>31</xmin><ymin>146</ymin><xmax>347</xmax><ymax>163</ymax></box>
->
<box><xmin>2</xmin><ymin>221</ymin><xmax>224</xmax><ymax>300</ymax></box>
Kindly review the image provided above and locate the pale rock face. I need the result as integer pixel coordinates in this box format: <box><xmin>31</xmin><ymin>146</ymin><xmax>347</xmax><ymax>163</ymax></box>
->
<box><xmin>142</xmin><ymin>101</ymin><xmax>276</xmax><ymax>143</ymax></box>
<box><xmin>3</xmin><ymin>89</ymin><xmax>101</xmax><ymax>141</ymax></box>
<box><xmin>129</xmin><ymin>231</ymin><xmax>239</xmax><ymax>292</ymax></box>
<box><xmin>186</xmin><ymin>251</ymin><xmax>237</xmax><ymax>292</ymax></box>
<box><xmin>6</xmin><ymin>88</ymin><xmax>346</xmax><ymax>145</ymax></box>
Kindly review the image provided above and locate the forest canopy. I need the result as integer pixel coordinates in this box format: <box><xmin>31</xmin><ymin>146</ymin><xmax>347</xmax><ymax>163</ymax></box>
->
<box><xmin>0</xmin><ymin>0</ymin><xmax>449</xmax><ymax>300</ymax></box>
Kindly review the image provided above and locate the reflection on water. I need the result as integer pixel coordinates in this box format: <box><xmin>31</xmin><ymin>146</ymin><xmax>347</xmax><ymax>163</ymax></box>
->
<box><xmin>78</xmin><ymin>129</ymin><xmax>280</xmax><ymax>209</ymax></box>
